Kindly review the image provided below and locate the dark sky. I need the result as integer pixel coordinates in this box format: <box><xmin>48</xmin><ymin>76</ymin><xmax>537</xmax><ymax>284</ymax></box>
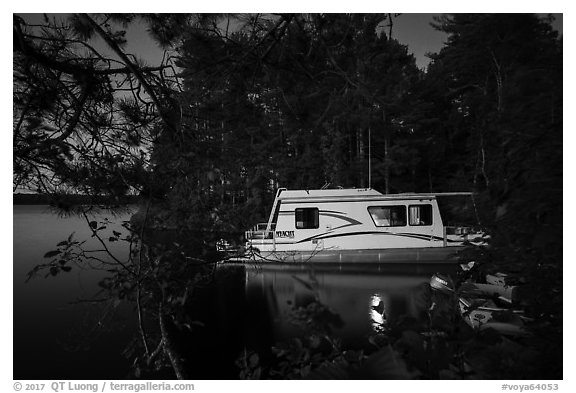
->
<box><xmin>394</xmin><ymin>13</ymin><xmax>563</xmax><ymax>69</ymax></box>
<box><xmin>393</xmin><ymin>14</ymin><xmax>447</xmax><ymax>69</ymax></box>
<box><xmin>118</xmin><ymin>13</ymin><xmax>565</xmax><ymax>70</ymax></box>
<box><xmin>18</xmin><ymin>13</ymin><xmax>563</xmax><ymax>71</ymax></box>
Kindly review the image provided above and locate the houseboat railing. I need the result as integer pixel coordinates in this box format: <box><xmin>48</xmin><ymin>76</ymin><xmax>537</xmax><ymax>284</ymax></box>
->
<box><xmin>444</xmin><ymin>226</ymin><xmax>486</xmax><ymax>246</ymax></box>
<box><xmin>245</xmin><ymin>223</ymin><xmax>277</xmax><ymax>250</ymax></box>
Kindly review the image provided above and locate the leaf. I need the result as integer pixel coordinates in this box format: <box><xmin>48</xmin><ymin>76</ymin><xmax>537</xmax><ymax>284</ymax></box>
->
<box><xmin>358</xmin><ymin>345</ymin><xmax>418</xmax><ymax>379</ymax></box>
<box><xmin>68</xmin><ymin>14</ymin><xmax>95</xmax><ymax>41</ymax></box>
<box><xmin>396</xmin><ymin>331</ymin><xmax>425</xmax><ymax>353</ymax></box>
<box><xmin>61</xmin><ymin>266</ymin><xmax>72</xmax><ymax>272</ymax></box>
<box><xmin>56</xmin><ymin>241</ymin><xmax>68</xmax><ymax>247</ymax></box>
<box><xmin>496</xmin><ymin>204</ymin><xmax>508</xmax><ymax>220</ymax></box>
<box><xmin>368</xmin><ymin>334</ymin><xmax>387</xmax><ymax>348</ymax></box>
<box><xmin>113</xmin><ymin>230</ymin><xmax>121</xmax><ymax>237</ymax></box>
<box><xmin>50</xmin><ymin>266</ymin><xmax>59</xmax><ymax>276</ymax></box>
<box><xmin>44</xmin><ymin>250</ymin><xmax>61</xmax><ymax>258</ymax></box>
<box><xmin>248</xmin><ymin>353</ymin><xmax>259</xmax><ymax>368</ymax></box>
<box><xmin>89</xmin><ymin>221</ymin><xmax>98</xmax><ymax>229</ymax></box>
<box><xmin>109</xmin><ymin>237</ymin><xmax>118</xmax><ymax>242</ymax></box>
<box><xmin>306</xmin><ymin>358</ymin><xmax>350</xmax><ymax>379</ymax></box>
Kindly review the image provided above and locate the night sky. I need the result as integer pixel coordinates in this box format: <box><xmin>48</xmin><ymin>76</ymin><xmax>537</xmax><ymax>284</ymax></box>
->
<box><xmin>111</xmin><ymin>13</ymin><xmax>564</xmax><ymax>70</ymax></box>
<box><xmin>16</xmin><ymin>13</ymin><xmax>563</xmax><ymax>71</ymax></box>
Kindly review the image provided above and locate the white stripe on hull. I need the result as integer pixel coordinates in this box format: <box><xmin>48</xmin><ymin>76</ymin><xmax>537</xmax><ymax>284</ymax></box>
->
<box><xmin>230</xmin><ymin>246</ymin><xmax>466</xmax><ymax>263</ymax></box>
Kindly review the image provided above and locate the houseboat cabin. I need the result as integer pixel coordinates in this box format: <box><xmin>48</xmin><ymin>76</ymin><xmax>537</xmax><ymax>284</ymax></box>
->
<box><xmin>238</xmin><ymin>188</ymin><xmax>485</xmax><ymax>263</ymax></box>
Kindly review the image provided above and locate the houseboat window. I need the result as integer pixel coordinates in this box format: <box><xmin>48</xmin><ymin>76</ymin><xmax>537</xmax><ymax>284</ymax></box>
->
<box><xmin>368</xmin><ymin>206</ymin><xmax>406</xmax><ymax>227</ymax></box>
<box><xmin>295</xmin><ymin>208</ymin><xmax>319</xmax><ymax>229</ymax></box>
<box><xmin>409</xmin><ymin>204</ymin><xmax>433</xmax><ymax>226</ymax></box>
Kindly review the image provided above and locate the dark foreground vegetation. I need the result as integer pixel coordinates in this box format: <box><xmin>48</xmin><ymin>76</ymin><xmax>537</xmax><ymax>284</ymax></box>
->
<box><xmin>14</xmin><ymin>13</ymin><xmax>561</xmax><ymax>379</ymax></box>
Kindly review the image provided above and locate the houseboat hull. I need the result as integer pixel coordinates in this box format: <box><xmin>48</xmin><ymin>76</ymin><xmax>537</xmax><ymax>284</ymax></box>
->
<box><xmin>228</xmin><ymin>245</ymin><xmax>467</xmax><ymax>264</ymax></box>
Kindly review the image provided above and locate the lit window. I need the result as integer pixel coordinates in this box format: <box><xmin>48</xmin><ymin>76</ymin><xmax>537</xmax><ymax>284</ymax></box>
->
<box><xmin>368</xmin><ymin>206</ymin><xmax>406</xmax><ymax>227</ymax></box>
<box><xmin>295</xmin><ymin>208</ymin><xmax>319</xmax><ymax>229</ymax></box>
<box><xmin>409</xmin><ymin>205</ymin><xmax>433</xmax><ymax>226</ymax></box>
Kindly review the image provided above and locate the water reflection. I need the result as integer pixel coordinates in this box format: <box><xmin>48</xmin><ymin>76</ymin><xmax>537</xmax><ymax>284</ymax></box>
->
<box><xmin>240</xmin><ymin>262</ymin><xmax>457</xmax><ymax>348</ymax></box>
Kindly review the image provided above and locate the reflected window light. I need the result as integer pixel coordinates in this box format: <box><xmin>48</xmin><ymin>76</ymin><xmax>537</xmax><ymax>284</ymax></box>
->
<box><xmin>370</xmin><ymin>294</ymin><xmax>387</xmax><ymax>332</ymax></box>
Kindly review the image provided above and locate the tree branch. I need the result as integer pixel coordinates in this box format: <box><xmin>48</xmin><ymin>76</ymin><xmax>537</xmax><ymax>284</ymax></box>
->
<box><xmin>78</xmin><ymin>14</ymin><xmax>178</xmax><ymax>132</ymax></box>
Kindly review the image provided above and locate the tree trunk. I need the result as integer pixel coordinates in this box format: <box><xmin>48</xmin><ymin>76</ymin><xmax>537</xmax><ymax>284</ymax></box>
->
<box><xmin>384</xmin><ymin>134</ymin><xmax>390</xmax><ymax>194</ymax></box>
<box><xmin>358</xmin><ymin>128</ymin><xmax>365</xmax><ymax>188</ymax></box>
<box><xmin>159</xmin><ymin>301</ymin><xmax>189</xmax><ymax>380</ymax></box>
<box><xmin>383</xmin><ymin>110</ymin><xmax>390</xmax><ymax>194</ymax></box>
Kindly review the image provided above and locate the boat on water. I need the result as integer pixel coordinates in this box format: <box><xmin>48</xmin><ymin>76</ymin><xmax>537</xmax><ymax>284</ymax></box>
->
<box><xmin>224</xmin><ymin>187</ymin><xmax>487</xmax><ymax>263</ymax></box>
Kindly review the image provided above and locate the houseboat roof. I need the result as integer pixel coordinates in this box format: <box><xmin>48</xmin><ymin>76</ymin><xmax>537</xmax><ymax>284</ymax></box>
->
<box><xmin>276</xmin><ymin>188</ymin><xmax>474</xmax><ymax>203</ymax></box>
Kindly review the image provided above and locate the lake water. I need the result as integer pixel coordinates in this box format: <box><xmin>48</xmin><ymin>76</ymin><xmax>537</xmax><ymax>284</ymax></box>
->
<box><xmin>13</xmin><ymin>205</ymin><xmax>457</xmax><ymax>379</ymax></box>
<box><xmin>13</xmin><ymin>205</ymin><xmax>135</xmax><ymax>379</ymax></box>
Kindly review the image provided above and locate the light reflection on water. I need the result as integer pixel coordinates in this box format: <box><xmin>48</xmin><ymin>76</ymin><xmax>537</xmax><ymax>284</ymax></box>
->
<box><xmin>240</xmin><ymin>263</ymin><xmax>457</xmax><ymax>347</ymax></box>
<box><xmin>370</xmin><ymin>294</ymin><xmax>386</xmax><ymax>332</ymax></box>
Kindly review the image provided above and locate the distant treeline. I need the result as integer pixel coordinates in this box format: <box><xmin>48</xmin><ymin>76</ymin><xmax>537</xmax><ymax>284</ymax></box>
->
<box><xmin>13</xmin><ymin>193</ymin><xmax>140</xmax><ymax>205</ymax></box>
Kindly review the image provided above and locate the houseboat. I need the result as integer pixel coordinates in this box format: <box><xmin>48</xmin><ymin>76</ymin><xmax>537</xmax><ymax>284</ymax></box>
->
<box><xmin>230</xmin><ymin>188</ymin><xmax>486</xmax><ymax>263</ymax></box>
